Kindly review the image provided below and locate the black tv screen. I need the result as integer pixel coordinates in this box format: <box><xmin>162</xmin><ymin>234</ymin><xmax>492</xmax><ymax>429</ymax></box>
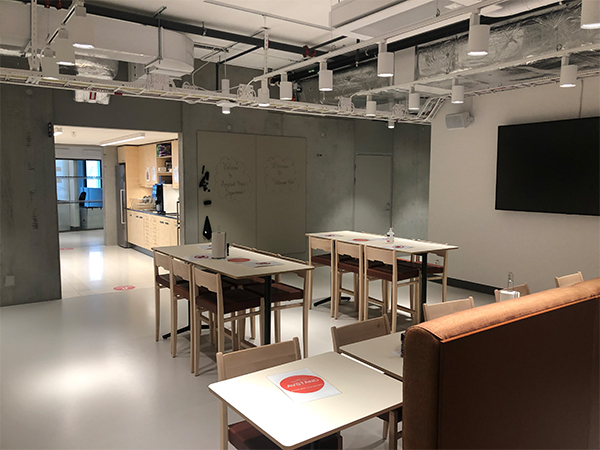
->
<box><xmin>495</xmin><ymin>117</ymin><xmax>600</xmax><ymax>216</ymax></box>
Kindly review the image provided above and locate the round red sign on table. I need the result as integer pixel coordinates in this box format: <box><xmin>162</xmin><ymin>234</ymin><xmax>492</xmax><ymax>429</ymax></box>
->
<box><xmin>280</xmin><ymin>375</ymin><xmax>325</xmax><ymax>394</ymax></box>
<box><xmin>352</xmin><ymin>238</ymin><xmax>369</xmax><ymax>242</ymax></box>
<box><xmin>114</xmin><ymin>285</ymin><xmax>135</xmax><ymax>291</ymax></box>
<box><xmin>228</xmin><ymin>258</ymin><xmax>250</xmax><ymax>263</ymax></box>
<box><xmin>193</xmin><ymin>255</ymin><xmax>209</xmax><ymax>259</ymax></box>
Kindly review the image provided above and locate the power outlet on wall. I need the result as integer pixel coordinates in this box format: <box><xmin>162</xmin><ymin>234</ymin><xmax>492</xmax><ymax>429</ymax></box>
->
<box><xmin>4</xmin><ymin>275</ymin><xmax>15</xmax><ymax>287</ymax></box>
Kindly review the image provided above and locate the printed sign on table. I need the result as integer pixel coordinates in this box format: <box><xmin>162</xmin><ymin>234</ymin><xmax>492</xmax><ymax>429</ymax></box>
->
<box><xmin>242</xmin><ymin>260</ymin><xmax>284</xmax><ymax>269</ymax></box>
<box><xmin>383</xmin><ymin>244</ymin><xmax>414</xmax><ymax>250</ymax></box>
<box><xmin>267</xmin><ymin>368</ymin><xmax>340</xmax><ymax>403</ymax></box>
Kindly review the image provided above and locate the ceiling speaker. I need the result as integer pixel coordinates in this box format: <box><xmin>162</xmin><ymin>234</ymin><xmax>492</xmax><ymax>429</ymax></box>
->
<box><xmin>445</xmin><ymin>112</ymin><xmax>473</xmax><ymax>129</ymax></box>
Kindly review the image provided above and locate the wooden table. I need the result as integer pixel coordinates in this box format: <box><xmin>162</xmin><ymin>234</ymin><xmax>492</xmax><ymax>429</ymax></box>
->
<box><xmin>209</xmin><ymin>352</ymin><xmax>404</xmax><ymax>450</ymax></box>
<box><xmin>339</xmin><ymin>333</ymin><xmax>404</xmax><ymax>381</ymax></box>
<box><xmin>306</xmin><ymin>231</ymin><xmax>458</xmax><ymax>322</ymax></box>
<box><xmin>154</xmin><ymin>244</ymin><xmax>313</xmax><ymax>349</ymax></box>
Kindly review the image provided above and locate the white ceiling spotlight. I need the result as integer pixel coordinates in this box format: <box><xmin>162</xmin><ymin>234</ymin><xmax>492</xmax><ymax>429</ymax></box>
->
<box><xmin>221</xmin><ymin>78</ymin><xmax>230</xmax><ymax>93</ymax></box>
<box><xmin>581</xmin><ymin>0</ymin><xmax>600</xmax><ymax>29</ymax></box>
<box><xmin>387</xmin><ymin>118</ymin><xmax>395</xmax><ymax>129</ymax></box>
<box><xmin>408</xmin><ymin>87</ymin><xmax>421</xmax><ymax>111</ymax></box>
<box><xmin>216</xmin><ymin>100</ymin><xmax>237</xmax><ymax>114</ymax></box>
<box><xmin>559</xmin><ymin>55</ymin><xmax>578</xmax><ymax>88</ymax></box>
<box><xmin>99</xmin><ymin>132</ymin><xmax>145</xmax><ymax>147</ymax></box>
<box><xmin>377</xmin><ymin>40</ymin><xmax>394</xmax><ymax>78</ymax></box>
<box><xmin>41</xmin><ymin>47</ymin><xmax>59</xmax><ymax>79</ymax></box>
<box><xmin>53</xmin><ymin>126</ymin><xmax>63</xmax><ymax>137</ymax></box>
<box><xmin>467</xmin><ymin>11</ymin><xmax>490</xmax><ymax>56</ymax></box>
<box><xmin>318</xmin><ymin>61</ymin><xmax>333</xmax><ymax>91</ymax></box>
<box><xmin>451</xmin><ymin>79</ymin><xmax>465</xmax><ymax>104</ymax></box>
<box><xmin>280</xmin><ymin>73</ymin><xmax>293</xmax><ymax>100</ymax></box>
<box><xmin>257</xmin><ymin>79</ymin><xmax>270</xmax><ymax>106</ymax></box>
<box><xmin>53</xmin><ymin>28</ymin><xmax>75</xmax><ymax>66</ymax></box>
<box><xmin>366</xmin><ymin>95</ymin><xmax>377</xmax><ymax>116</ymax></box>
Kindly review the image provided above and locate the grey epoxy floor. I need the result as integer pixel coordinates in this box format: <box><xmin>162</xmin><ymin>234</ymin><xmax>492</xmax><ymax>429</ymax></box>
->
<box><xmin>0</xmin><ymin>230</ymin><xmax>494</xmax><ymax>450</ymax></box>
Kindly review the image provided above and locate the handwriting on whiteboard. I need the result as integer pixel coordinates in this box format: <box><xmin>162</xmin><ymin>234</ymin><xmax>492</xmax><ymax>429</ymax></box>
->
<box><xmin>264</xmin><ymin>157</ymin><xmax>299</xmax><ymax>195</ymax></box>
<box><xmin>215</xmin><ymin>157</ymin><xmax>253</xmax><ymax>201</ymax></box>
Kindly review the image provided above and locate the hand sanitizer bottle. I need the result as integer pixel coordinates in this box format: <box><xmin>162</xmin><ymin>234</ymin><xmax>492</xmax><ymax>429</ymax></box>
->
<box><xmin>507</xmin><ymin>272</ymin><xmax>514</xmax><ymax>291</ymax></box>
<box><xmin>386</xmin><ymin>228</ymin><xmax>395</xmax><ymax>243</ymax></box>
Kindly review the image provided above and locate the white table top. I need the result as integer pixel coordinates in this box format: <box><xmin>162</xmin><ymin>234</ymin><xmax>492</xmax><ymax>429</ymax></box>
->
<box><xmin>153</xmin><ymin>244</ymin><xmax>312</xmax><ymax>279</ymax></box>
<box><xmin>307</xmin><ymin>231</ymin><xmax>457</xmax><ymax>254</ymax></box>
<box><xmin>339</xmin><ymin>333</ymin><xmax>404</xmax><ymax>381</ymax></box>
<box><xmin>209</xmin><ymin>352</ymin><xmax>403</xmax><ymax>450</ymax></box>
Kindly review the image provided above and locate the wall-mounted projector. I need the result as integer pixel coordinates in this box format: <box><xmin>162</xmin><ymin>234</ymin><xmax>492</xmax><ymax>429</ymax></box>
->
<box><xmin>446</xmin><ymin>112</ymin><xmax>474</xmax><ymax>129</ymax></box>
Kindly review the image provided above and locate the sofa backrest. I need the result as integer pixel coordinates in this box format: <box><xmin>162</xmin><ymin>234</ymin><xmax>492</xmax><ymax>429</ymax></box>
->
<box><xmin>403</xmin><ymin>278</ymin><xmax>600</xmax><ymax>449</ymax></box>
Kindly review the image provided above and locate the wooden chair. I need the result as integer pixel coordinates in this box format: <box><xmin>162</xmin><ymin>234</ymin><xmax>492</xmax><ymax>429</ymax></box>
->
<box><xmin>398</xmin><ymin>249</ymin><xmax>449</xmax><ymax>302</ymax></box>
<box><xmin>154</xmin><ymin>250</ymin><xmax>174</xmax><ymax>342</ymax></box>
<box><xmin>169</xmin><ymin>257</ymin><xmax>194</xmax><ymax>360</ymax></box>
<box><xmin>192</xmin><ymin>267</ymin><xmax>263</xmax><ymax>374</ymax></box>
<box><xmin>363</xmin><ymin>246</ymin><xmax>421</xmax><ymax>332</ymax></box>
<box><xmin>330</xmin><ymin>315</ymin><xmax>401</xmax><ymax>442</ymax></box>
<box><xmin>216</xmin><ymin>338</ymin><xmax>342</xmax><ymax>450</ymax></box>
<box><xmin>555</xmin><ymin>271</ymin><xmax>584</xmax><ymax>288</ymax></box>
<box><xmin>308</xmin><ymin>236</ymin><xmax>336</xmax><ymax>314</ymax></box>
<box><xmin>333</xmin><ymin>241</ymin><xmax>364</xmax><ymax>320</ymax></box>
<box><xmin>422</xmin><ymin>296</ymin><xmax>474</xmax><ymax>321</ymax></box>
<box><xmin>242</xmin><ymin>250</ymin><xmax>312</xmax><ymax>357</ymax></box>
<box><xmin>494</xmin><ymin>283</ymin><xmax>531</xmax><ymax>302</ymax></box>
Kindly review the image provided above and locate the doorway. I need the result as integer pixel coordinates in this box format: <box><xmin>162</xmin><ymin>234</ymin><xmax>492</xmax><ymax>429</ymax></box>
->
<box><xmin>354</xmin><ymin>154</ymin><xmax>392</xmax><ymax>234</ymax></box>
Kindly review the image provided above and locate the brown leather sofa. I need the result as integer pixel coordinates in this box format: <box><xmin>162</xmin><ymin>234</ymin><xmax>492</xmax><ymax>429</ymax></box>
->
<box><xmin>403</xmin><ymin>278</ymin><xmax>600</xmax><ymax>449</ymax></box>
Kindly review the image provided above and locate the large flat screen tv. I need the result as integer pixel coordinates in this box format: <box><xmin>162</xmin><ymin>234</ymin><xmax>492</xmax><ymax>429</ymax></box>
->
<box><xmin>495</xmin><ymin>117</ymin><xmax>599</xmax><ymax>216</ymax></box>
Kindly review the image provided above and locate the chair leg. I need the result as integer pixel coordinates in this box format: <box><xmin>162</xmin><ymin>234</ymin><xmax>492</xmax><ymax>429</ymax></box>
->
<box><xmin>194</xmin><ymin>309</ymin><xmax>201</xmax><ymax>376</ymax></box>
<box><xmin>274</xmin><ymin>303</ymin><xmax>282</xmax><ymax>343</ymax></box>
<box><xmin>190</xmin><ymin>301</ymin><xmax>195</xmax><ymax>373</ymax></box>
<box><xmin>155</xmin><ymin>285</ymin><xmax>161</xmax><ymax>342</ymax></box>
<box><xmin>353</xmin><ymin>273</ymin><xmax>359</xmax><ymax>313</ymax></box>
<box><xmin>382</xmin><ymin>419</ymin><xmax>389</xmax><ymax>439</ymax></box>
<box><xmin>388</xmin><ymin>409</ymin><xmax>399</xmax><ymax>449</ymax></box>
<box><xmin>250</xmin><ymin>311</ymin><xmax>256</xmax><ymax>339</ymax></box>
<box><xmin>303</xmin><ymin>271</ymin><xmax>311</xmax><ymax>358</ymax></box>
<box><xmin>217</xmin><ymin>313</ymin><xmax>225</xmax><ymax>354</ymax></box>
<box><xmin>231</xmin><ymin>312</ymin><xmax>239</xmax><ymax>352</ymax></box>
<box><xmin>170</xmin><ymin>293</ymin><xmax>178</xmax><ymax>357</ymax></box>
<box><xmin>219</xmin><ymin>401</ymin><xmax>228</xmax><ymax>450</ymax></box>
<box><xmin>391</xmin><ymin>282</ymin><xmax>398</xmax><ymax>333</ymax></box>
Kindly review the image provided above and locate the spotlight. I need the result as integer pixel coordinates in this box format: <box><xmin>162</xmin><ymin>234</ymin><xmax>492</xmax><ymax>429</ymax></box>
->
<box><xmin>451</xmin><ymin>79</ymin><xmax>464</xmax><ymax>104</ymax></box>
<box><xmin>408</xmin><ymin>87</ymin><xmax>420</xmax><ymax>111</ymax></box>
<box><xmin>221</xmin><ymin>78</ymin><xmax>230</xmax><ymax>93</ymax></box>
<box><xmin>41</xmin><ymin>47</ymin><xmax>59</xmax><ymax>79</ymax></box>
<box><xmin>258</xmin><ymin>79</ymin><xmax>270</xmax><ymax>106</ymax></box>
<box><xmin>560</xmin><ymin>56</ymin><xmax>577</xmax><ymax>88</ymax></box>
<box><xmin>467</xmin><ymin>11</ymin><xmax>490</xmax><ymax>56</ymax></box>
<box><xmin>366</xmin><ymin>95</ymin><xmax>377</xmax><ymax>116</ymax></box>
<box><xmin>387</xmin><ymin>119</ymin><xmax>395</xmax><ymax>129</ymax></box>
<box><xmin>318</xmin><ymin>61</ymin><xmax>333</xmax><ymax>91</ymax></box>
<box><xmin>581</xmin><ymin>0</ymin><xmax>600</xmax><ymax>29</ymax></box>
<box><xmin>377</xmin><ymin>41</ymin><xmax>394</xmax><ymax>78</ymax></box>
<box><xmin>222</xmin><ymin>105</ymin><xmax>231</xmax><ymax>114</ymax></box>
<box><xmin>280</xmin><ymin>73</ymin><xmax>293</xmax><ymax>100</ymax></box>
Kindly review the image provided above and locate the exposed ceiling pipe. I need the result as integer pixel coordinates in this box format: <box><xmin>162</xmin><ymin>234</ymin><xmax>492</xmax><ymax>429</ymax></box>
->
<box><xmin>248</xmin><ymin>0</ymin><xmax>510</xmax><ymax>85</ymax></box>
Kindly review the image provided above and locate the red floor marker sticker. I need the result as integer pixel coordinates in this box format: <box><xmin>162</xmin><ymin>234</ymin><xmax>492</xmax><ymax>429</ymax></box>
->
<box><xmin>114</xmin><ymin>285</ymin><xmax>135</xmax><ymax>291</ymax></box>
<box><xmin>280</xmin><ymin>375</ymin><xmax>325</xmax><ymax>394</ymax></box>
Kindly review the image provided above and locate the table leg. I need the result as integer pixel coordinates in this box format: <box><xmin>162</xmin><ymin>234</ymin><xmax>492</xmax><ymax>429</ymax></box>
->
<box><xmin>263</xmin><ymin>276</ymin><xmax>272</xmax><ymax>345</ymax></box>
<box><xmin>420</xmin><ymin>253</ymin><xmax>427</xmax><ymax>323</ymax></box>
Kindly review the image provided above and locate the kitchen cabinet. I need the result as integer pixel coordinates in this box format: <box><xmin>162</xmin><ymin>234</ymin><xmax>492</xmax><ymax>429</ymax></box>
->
<box><xmin>127</xmin><ymin>211</ymin><xmax>145</xmax><ymax>247</ymax></box>
<box><xmin>127</xmin><ymin>211</ymin><xmax>178</xmax><ymax>249</ymax></box>
<box><xmin>140</xmin><ymin>144</ymin><xmax>157</xmax><ymax>188</ymax></box>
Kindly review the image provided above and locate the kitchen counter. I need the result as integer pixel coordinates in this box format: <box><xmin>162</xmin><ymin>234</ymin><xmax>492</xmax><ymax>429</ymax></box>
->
<box><xmin>128</xmin><ymin>208</ymin><xmax>178</xmax><ymax>220</ymax></box>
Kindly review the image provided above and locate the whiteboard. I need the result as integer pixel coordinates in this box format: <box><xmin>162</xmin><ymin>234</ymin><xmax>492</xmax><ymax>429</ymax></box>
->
<box><xmin>197</xmin><ymin>131</ymin><xmax>306</xmax><ymax>254</ymax></box>
<box><xmin>256</xmin><ymin>135</ymin><xmax>306</xmax><ymax>254</ymax></box>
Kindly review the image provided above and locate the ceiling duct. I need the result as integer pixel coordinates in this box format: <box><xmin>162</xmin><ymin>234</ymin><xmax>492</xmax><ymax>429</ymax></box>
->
<box><xmin>72</xmin><ymin>56</ymin><xmax>119</xmax><ymax>104</ymax></box>
<box><xmin>0</xmin><ymin>1</ymin><xmax>194</xmax><ymax>78</ymax></box>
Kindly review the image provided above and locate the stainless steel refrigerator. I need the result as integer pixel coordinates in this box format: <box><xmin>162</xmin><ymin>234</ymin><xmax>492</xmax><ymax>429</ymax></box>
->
<box><xmin>116</xmin><ymin>163</ymin><xmax>130</xmax><ymax>248</ymax></box>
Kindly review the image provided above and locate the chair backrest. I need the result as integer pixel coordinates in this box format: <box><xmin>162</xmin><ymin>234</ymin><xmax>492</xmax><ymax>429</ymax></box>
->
<box><xmin>331</xmin><ymin>315</ymin><xmax>390</xmax><ymax>353</ymax></box>
<box><xmin>336</xmin><ymin>241</ymin><xmax>362</xmax><ymax>260</ymax></box>
<box><xmin>154</xmin><ymin>251</ymin><xmax>171</xmax><ymax>271</ymax></box>
<box><xmin>422</xmin><ymin>297</ymin><xmax>474</xmax><ymax>321</ymax></box>
<box><xmin>555</xmin><ymin>271</ymin><xmax>584</xmax><ymax>288</ymax></box>
<box><xmin>309</xmin><ymin>236</ymin><xmax>333</xmax><ymax>253</ymax></box>
<box><xmin>171</xmin><ymin>257</ymin><xmax>191</xmax><ymax>282</ymax></box>
<box><xmin>364</xmin><ymin>245</ymin><xmax>395</xmax><ymax>265</ymax></box>
<box><xmin>494</xmin><ymin>283</ymin><xmax>531</xmax><ymax>302</ymax></box>
<box><xmin>216</xmin><ymin>337</ymin><xmax>301</xmax><ymax>381</ymax></box>
<box><xmin>192</xmin><ymin>266</ymin><xmax>221</xmax><ymax>293</ymax></box>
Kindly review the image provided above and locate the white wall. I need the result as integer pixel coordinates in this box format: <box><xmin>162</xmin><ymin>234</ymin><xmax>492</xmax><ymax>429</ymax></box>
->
<box><xmin>429</xmin><ymin>76</ymin><xmax>600</xmax><ymax>293</ymax></box>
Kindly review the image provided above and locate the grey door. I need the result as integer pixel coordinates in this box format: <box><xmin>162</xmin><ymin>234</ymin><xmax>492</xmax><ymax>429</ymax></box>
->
<box><xmin>354</xmin><ymin>154</ymin><xmax>392</xmax><ymax>234</ymax></box>
<box><xmin>116</xmin><ymin>163</ymin><xmax>129</xmax><ymax>248</ymax></box>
